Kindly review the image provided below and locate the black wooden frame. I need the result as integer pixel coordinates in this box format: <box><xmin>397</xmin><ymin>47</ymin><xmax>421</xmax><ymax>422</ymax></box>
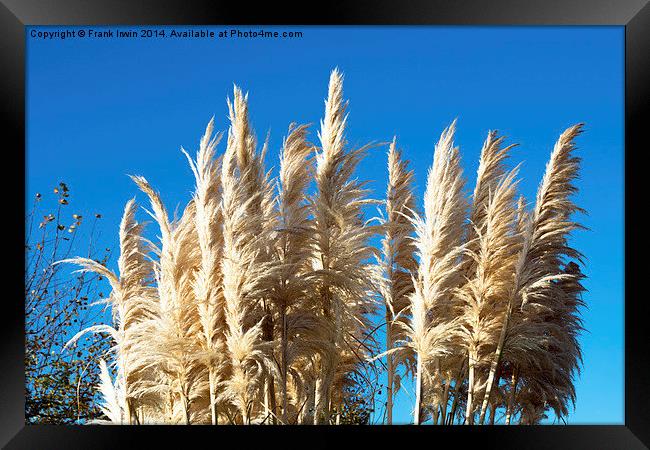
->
<box><xmin>2</xmin><ymin>1</ymin><xmax>647</xmax><ymax>448</ymax></box>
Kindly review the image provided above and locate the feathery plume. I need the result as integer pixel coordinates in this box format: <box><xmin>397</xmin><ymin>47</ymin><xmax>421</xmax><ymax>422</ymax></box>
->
<box><xmin>380</xmin><ymin>138</ymin><xmax>417</xmax><ymax>424</ymax></box>
<box><xmin>182</xmin><ymin>117</ymin><xmax>226</xmax><ymax>424</ymax></box>
<box><xmin>486</xmin><ymin>124</ymin><xmax>585</xmax><ymax>424</ymax></box>
<box><xmin>220</xmin><ymin>87</ymin><xmax>276</xmax><ymax>423</ymax></box>
<box><xmin>60</xmin><ymin>198</ymin><xmax>155</xmax><ymax>423</ymax></box>
<box><xmin>129</xmin><ymin>176</ymin><xmax>204</xmax><ymax>424</ymax></box>
<box><xmin>311</xmin><ymin>68</ymin><xmax>378</xmax><ymax>423</ymax></box>
<box><xmin>459</xmin><ymin>167</ymin><xmax>521</xmax><ymax>424</ymax></box>
<box><xmin>405</xmin><ymin>121</ymin><xmax>467</xmax><ymax>424</ymax></box>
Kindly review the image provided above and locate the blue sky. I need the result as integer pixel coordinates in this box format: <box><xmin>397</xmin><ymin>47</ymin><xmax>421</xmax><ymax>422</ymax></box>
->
<box><xmin>26</xmin><ymin>26</ymin><xmax>624</xmax><ymax>424</ymax></box>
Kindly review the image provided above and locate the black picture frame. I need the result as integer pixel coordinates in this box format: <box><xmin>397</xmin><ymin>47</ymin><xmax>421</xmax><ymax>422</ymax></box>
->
<box><xmin>2</xmin><ymin>1</ymin><xmax>647</xmax><ymax>448</ymax></box>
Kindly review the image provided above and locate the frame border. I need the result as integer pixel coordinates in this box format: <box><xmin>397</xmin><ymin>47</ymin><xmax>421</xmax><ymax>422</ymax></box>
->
<box><xmin>2</xmin><ymin>1</ymin><xmax>647</xmax><ymax>448</ymax></box>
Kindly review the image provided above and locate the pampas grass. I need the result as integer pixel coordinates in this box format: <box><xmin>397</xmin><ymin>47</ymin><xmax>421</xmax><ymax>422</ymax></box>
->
<box><xmin>459</xmin><ymin>165</ymin><xmax>520</xmax><ymax>424</ymax></box>
<box><xmin>60</xmin><ymin>198</ymin><xmax>155</xmax><ymax>424</ymax></box>
<box><xmin>268</xmin><ymin>123</ymin><xmax>319</xmax><ymax>423</ymax></box>
<box><xmin>307</xmin><ymin>69</ymin><xmax>378</xmax><ymax>424</ymax></box>
<box><xmin>61</xmin><ymin>70</ymin><xmax>587</xmax><ymax>426</ymax></box>
<box><xmin>380</xmin><ymin>139</ymin><xmax>417</xmax><ymax>424</ymax></box>
<box><xmin>182</xmin><ymin>118</ymin><xmax>225</xmax><ymax>424</ymax></box>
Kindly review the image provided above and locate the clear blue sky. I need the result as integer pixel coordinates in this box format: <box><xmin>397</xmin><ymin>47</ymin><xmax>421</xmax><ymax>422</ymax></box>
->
<box><xmin>26</xmin><ymin>26</ymin><xmax>624</xmax><ymax>424</ymax></box>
